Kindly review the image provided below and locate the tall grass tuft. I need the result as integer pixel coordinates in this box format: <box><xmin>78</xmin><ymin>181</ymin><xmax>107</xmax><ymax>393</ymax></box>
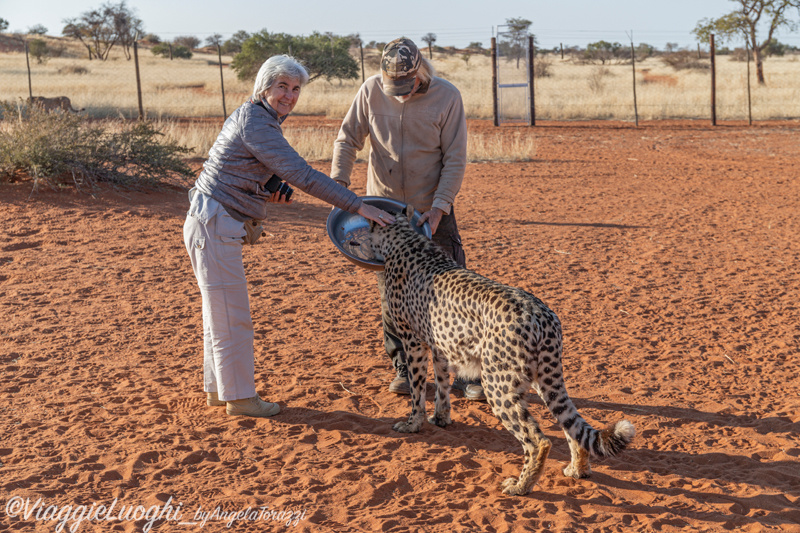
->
<box><xmin>0</xmin><ymin>101</ymin><xmax>194</xmax><ymax>190</ymax></box>
<box><xmin>156</xmin><ymin>118</ymin><xmax>534</xmax><ymax>164</ymax></box>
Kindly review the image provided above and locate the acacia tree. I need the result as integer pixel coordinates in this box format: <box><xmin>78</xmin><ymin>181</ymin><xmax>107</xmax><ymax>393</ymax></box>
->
<box><xmin>584</xmin><ymin>40</ymin><xmax>624</xmax><ymax>64</ymax></box>
<box><xmin>222</xmin><ymin>30</ymin><xmax>251</xmax><ymax>55</ymax></box>
<box><xmin>231</xmin><ymin>30</ymin><xmax>358</xmax><ymax>83</ymax></box>
<box><xmin>28</xmin><ymin>24</ymin><xmax>48</xmax><ymax>35</ymax></box>
<box><xmin>500</xmin><ymin>17</ymin><xmax>532</xmax><ymax>68</ymax></box>
<box><xmin>421</xmin><ymin>32</ymin><xmax>437</xmax><ymax>59</ymax></box>
<box><xmin>174</xmin><ymin>35</ymin><xmax>200</xmax><ymax>50</ymax></box>
<box><xmin>62</xmin><ymin>20</ymin><xmax>95</xmax><ymax>59</ymax></box>
<box><xmin>65</xmin><ymin>8</ymin><xmax>116</xmax><ymax>60</ymax></box>
<box><xmin>62</xmin><ymin>1</ymin><xmax>142</xmax><ymax>60</ymax></box>
<box><xmin>205</xmin><ymin>33</ymin><xmax>223</xmax><ymax>48</ymax></box>
<box><xmin>693</xmin><ymin>0</ymin><xmax>800</xmax><ymax>84</ymax></box>
<box><xmin>111</xmin><ymin>1</ymin><xmax>144</xmax><ymax>60</ymax></box>
<box><xmin>0</xmin><ymin>18</ymin><xmax>9</xmax><ymax>32</ymax></box>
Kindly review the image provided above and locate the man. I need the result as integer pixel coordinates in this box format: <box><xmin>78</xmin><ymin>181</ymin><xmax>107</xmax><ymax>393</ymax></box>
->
<box><xmin>331</xmin><ymin>37</ymin><xmax>485</xmax><ymax>402</ymax></box>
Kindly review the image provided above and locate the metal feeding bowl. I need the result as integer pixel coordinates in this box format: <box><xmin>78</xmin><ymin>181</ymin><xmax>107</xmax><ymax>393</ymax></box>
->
<box><xmin>326</xmin><ymin>196</ymin><xmax>432</xmax><ymax>271</ymax></box>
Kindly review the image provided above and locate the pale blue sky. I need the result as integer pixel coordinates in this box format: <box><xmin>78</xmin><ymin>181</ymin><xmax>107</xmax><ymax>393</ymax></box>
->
<box><xmin>4</xmin><ymin>0</ymin><xmax>798</xmax><ymax>49</ymax></box>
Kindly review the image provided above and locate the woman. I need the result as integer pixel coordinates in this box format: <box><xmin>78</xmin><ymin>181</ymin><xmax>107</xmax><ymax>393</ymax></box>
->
<box><xmin>184</xmin><ymin>55</ymin><xmax>394</xmax><ymax>418</ymax></box>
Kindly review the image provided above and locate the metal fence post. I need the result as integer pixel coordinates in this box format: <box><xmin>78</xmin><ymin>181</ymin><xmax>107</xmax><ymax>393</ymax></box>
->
<box><xmin>360</xmin><ymin>43</ymin><xmax>365</xmax><ymax>84</ymax></box>
<box><xmin>133</xmin><ymin>36</ymin><xmax>144</xmax><ymax>120</ymax></box>
<box><xmin>710</xmin><ymin>34</ymin><xmax>716</xmax><ymax>126</ymax></box>
<box><xmin>528</xmin><ymin>35</ymin><xmax>535</xmax><ymax>126</ymax></box>
<box><xmin>491</xmin><ymin>37</ymin><xmax>498</xmax><ymax>127</ymax></box>
<box><xmin>25</xmin><ymin>40</ymin><xmax>33</xmax><ymax>99</ymax></box>
<box><xmin>631</xmin><ymin>40</ymin><xmax>639</xmax><ymax>127</ymax></box>
<box><xmin>745</xmin><ymin>41</ymin><xmax>752</xmax><ymax>126</ymax></box>
<box><xmin>218</xmin><ymin>44</ymin><xmax>227</xmax><ymax>119</ymax></box>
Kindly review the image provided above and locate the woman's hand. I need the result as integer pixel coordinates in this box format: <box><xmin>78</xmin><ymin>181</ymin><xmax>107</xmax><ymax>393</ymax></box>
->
<box><xmin>358</xmin><ymin>203</ymin><xmax>395</xmax><ymax>226</ymax></box>
<box><xmin>269</xmin><ymin>190</ymin><xmax>293</xmax><ymax>204</ymax></box>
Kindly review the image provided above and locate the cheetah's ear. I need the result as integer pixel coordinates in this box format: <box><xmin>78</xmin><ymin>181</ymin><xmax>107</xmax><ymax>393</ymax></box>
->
<box><xmin>405</xmin><ymin>204</ymin><xmax>415</xmax><ymax>219</ymax></box>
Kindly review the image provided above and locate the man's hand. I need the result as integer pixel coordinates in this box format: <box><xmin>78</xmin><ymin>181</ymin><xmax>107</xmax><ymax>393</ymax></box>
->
<box><xmin>418</xmin><ymin>207</ymin><xmax>445</xmax><ymax>235</ymax></box>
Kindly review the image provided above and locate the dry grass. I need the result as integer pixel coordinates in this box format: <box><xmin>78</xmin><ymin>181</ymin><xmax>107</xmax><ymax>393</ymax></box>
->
<box><xmin>2</xmin><ymin>35</ymin><xmax>799</xmax><ymax>161</ymax></box>
<box><xmin>468</xmin><ymin>130</ymin><xmax>535</xmax><ymax>162</ymax></box>
<box><xmin>2</xmin><ymin>36</ymin><xmax>799</xmax><ymax>123</ymax></box>
<box><xmin>155</xmin><ymin>119</ymin><xmax>535</xmax><ymax>163</ymax></box>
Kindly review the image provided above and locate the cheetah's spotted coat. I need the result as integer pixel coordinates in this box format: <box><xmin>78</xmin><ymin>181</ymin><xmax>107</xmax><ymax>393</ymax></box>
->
<box><xmin>369</xmin><ymin>206</ymin><xmax>635</xmax><ymax>496</ymax></box>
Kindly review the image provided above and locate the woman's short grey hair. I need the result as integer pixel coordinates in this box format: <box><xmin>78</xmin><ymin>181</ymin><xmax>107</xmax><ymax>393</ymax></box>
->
<box><xmin>252</xmin><ymin>55</ymin><xmax>310</xmax><ymax>99</ymax></box>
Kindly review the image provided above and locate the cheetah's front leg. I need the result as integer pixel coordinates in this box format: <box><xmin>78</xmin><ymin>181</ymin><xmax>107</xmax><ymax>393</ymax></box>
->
<box><xmin>393</xmin><ymin>342</ymin><xmax>429</xmax><ymax>433</ymax></box>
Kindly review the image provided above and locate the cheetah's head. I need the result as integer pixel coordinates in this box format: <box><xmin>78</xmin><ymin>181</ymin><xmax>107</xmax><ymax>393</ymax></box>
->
<box><xmin>366</xmin><ymin>204</ymin><xmax>417</xmax><ymax>261</ymax></box>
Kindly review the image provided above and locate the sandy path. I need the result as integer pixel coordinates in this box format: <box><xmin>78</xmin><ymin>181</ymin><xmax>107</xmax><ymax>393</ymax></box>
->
<box><xmin>1</xmin><ymin>120</ymin><xmax>799</xmax><ymax>532</ymax></box>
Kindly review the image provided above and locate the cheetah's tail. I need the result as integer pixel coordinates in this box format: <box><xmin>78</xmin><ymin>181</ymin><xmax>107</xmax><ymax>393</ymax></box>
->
<box><xmin>593</xmin><ymin>419</ymin><xmax>636</xmax><ymax>458</ymax></box>
<box><xmin>544</xmin><ymin>392</ymin><xmax>636</xmax><ymax>458</ymax></box>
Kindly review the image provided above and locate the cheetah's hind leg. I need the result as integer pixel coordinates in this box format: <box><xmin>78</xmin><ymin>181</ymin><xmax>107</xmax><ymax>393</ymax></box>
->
<box><xmin>532</xmin><ymin>384</ymin><xmax>591</xmax><ymax>478</ymax></box>
<box><xmin>485</xmin><ymin>380</ymin><xmax>551</xmax><ymax>496</ymax></box>
<box><xmin>428</xmin><ymin>347</ymin><xmax>452</xmax><ymax>428</ymax></box>
<box><xmin>562</xmin><ymin>430</ymin><xmax>591</xmax><ymax>479</ymax></box>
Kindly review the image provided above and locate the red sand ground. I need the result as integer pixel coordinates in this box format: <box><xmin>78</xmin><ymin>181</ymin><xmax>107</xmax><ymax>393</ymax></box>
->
<box><xmin>1</xmin><ymin>119</ymin><xmax>799</xmax><ymax>532</ymax></box>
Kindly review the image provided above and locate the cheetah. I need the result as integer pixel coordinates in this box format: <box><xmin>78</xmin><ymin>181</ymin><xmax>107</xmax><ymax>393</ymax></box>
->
<box><xmin>27</xmin><ymin>96</ymin><xmax>83</xmax><ymax>113</ymax></box>
<box><xmin>367</xmin><ymin>205</ymin><xmax>635</xmax><ymax>496</ymax></box>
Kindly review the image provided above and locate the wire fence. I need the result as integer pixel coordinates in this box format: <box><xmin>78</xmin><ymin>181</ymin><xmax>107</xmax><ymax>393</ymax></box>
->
<box><xmin>2</xmin><ymin>33</ymin><xmax>799</xmax><ymax>123</ymax></box>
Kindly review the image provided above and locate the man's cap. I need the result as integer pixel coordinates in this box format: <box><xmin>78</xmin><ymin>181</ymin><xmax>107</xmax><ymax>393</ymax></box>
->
<box><xmin>381</xmin><ymin>38</ymin><xmax>421</xmax><ymax>96</ymax></box>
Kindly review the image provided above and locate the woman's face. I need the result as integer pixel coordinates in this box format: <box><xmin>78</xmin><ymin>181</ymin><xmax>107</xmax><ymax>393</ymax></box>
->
<box><xmin>264</xmin><ymin>75</ymin><xmax>302</xmax><ymax>117</ymax></box>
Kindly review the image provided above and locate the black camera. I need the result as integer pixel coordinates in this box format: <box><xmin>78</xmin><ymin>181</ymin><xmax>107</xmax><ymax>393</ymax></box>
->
<box><xmin>264</xmin><ymin>174</ymin><xmax>293</xmax><ymax>201</ymax></box>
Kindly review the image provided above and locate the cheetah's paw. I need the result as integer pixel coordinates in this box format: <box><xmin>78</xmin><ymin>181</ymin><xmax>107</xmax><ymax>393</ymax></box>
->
<box><xmin>500</xmin><ymin>477</ymin><xmax>529</xmax><ymax>496</ymax></box>
<box><xmin>428</xmin><ymin>413</ymin><xmax>452</xmax><ymax>428</ymax></box>
<box><xmin>563</xmin><ymin>464</ymin><xmax>591</xmax><ymax>479</ymax></box>
<box><xmin>393</xmin><ymin>419</ymin><xmax>422</xmax><ymax>433</ymax></box>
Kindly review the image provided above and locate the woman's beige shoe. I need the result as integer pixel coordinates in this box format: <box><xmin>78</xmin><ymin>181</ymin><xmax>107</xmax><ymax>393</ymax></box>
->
<box><xmin>207</xmin><ymin>392</ymin><xmax>227</xmax><ymax>407</ymax></box>
<box><xmin>226</xmin><ymin>396</ymin><xmax>281</xmax><ymax>417</ymax></box>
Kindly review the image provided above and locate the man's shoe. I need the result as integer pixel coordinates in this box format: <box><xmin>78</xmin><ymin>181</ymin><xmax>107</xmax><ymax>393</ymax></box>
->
<box><xmin>207</xmin><ymin>392</ymin><xmax>226</xmax><ymax>407</ymax></box>
<box><xmin>388</xmin><ymin>367</ymin><xmax>410</xmax><ymax>395</ymax></box>
<box><xmin>463</xmin><ymin>383</ymin><xmax>486</xmax><ymax>402</ymax></box>
<box><xmin>453</xmin><ymin>378</ymin><xmax>486</xmax><ymax>402</ymax></box>
<box><xmin>226</xmin><ymin>396</ymin><xmax>281</xmax><ymax>417</ymax></box>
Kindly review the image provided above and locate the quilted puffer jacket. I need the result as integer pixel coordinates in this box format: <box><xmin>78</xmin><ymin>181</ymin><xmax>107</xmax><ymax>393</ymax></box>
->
<box><xmin>194</xmin><ymin>100</ymin><xmax>361</xmax><ymax>221</ymax></box>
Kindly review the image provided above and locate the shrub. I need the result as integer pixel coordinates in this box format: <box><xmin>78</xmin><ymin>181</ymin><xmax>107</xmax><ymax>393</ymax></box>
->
<box><xmin>765</xmin><ymin>39</ymin><xmax>790</xmax><ymax>57</ymax></box>
<box><xmin>28</xmin><ymin>39</ymin><xmax>49</xmax><ymax>64</ymax></box>
<box><xmin>151</xmin><ymin>43</ymin><xmax>192</xmax><ymax>59</ymax></box>
<box><xmin>27</xmin><ymin>24</ymin><xmax>48</xmax><ymax>36</ymax></box>
<box><xmin>661</xmin><ymin>50</ymin><xmax>708</xmax><ymax>70</ymax></box>
<box><xmin>731</xmin><ymin>48</ymin><xmax>750</xmax><ymax>62</ymax></box>
<box><xmin>173</xmin><ymin>35</ymin><xmax>200</xmax><ymax>50</ymax></box>
<box><xmin>151</xmin><ymin>43</ymin><xmax>169</xmax><ymax>58</ymax></box>
<box><xmin>171</xmin><ymin>46</ymin><xmax>193</xmax><ymax>59</ymax></box>
<box><xmin>57</xmin><ymin>65</ymin><xmax>90</xmax><ymax>75</ymax></box>
<box><xmin>0</xmin><ymin>101</ymin><xmax>194</xmax><ymax>191</ymax></box>
<box><xmin>588</xmin><ymin>66</ymin><xmax>611</xmax><ymax>93</ymax></box>
<box><xmin>533</xmin><ymin>54</ymin><xmax>552</xmax><ymax>78</ymax></box>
